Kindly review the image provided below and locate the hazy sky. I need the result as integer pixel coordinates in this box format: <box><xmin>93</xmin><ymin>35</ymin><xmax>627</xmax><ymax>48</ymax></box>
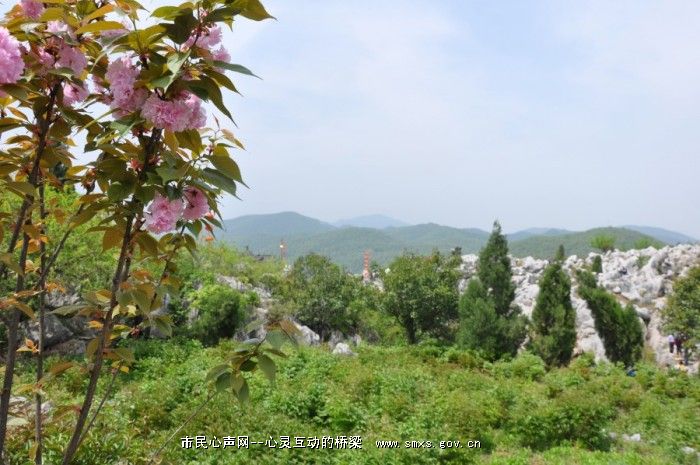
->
<box><xmin>219</xmin><ymin>0</ymin><xmax>699</xmax><ymax>236</ymax></box>
<box><xmin>4</xmin><ymin>1</ymin><xmax>697</xmax><ymax>235</ymax></box>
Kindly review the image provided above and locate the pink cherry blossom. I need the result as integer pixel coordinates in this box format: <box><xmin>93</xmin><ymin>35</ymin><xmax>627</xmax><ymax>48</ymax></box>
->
<box><xmin>186</xmin><ymin>93</ymin><xmax>206</xmax><ymax>128</ymax></box>
<box><xmin>182</xmin><ymin>187</ymin><xmax>209</xmax><ymax>220</ymax></box>
<box><xmin>0</xmin><ymin>27</ymin><xmax>25</xmax><ymax>84</ymax></box>
<box><xmin>57</xmin><ymin>45</ymin><xmax>87</xmax><ymax>76</ymax></box>
<box><xmin>46</xmin><ymin>21</ymin><xmax>74</xmax><ymax>37</ymax></box>
<box><xmin>62</xmin><ymin>82</ymin><xmax>89</xmax><ymax>106</ymax></box>
<box><xmin>212</xmin><ymin>47</ymin><xmax>230</xmax><ymax>63</ymax></box>
<box><xmin>185</xmin><ymin>25</ymin><xmax>222</xmax><ymax>49</ymax></box>
<box><xmin>36</xmin><ymin>48</ymin><xmax>55</xmax><ymax>69</ymax></box>
<box><xmin>106</xmin><ymin>56</ymin><xmax>147</xmax><ymax>115</ymax></box>
<box><xmin>141</xmin><ymin>92</ymin><xmax>206</xmax><ymax>133</ymax></box>
<box><xmin>144</xmin><ymin>193</ymin><xmax>184</xmax><ymax>234</ymax></box>
<box><xmin>20</xmin><ymin>0</ymin><xmax>44</xmax><ymax>19</ymax></box>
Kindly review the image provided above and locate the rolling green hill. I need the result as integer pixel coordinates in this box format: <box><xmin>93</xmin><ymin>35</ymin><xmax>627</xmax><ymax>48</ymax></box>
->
<box><xmin>221</xmin><ymin>213</ymin><xmax>673</xmax><ymax>272</ymax></box>
<box><xmin>509</xmin><ymin>227</ymin><xmax>664</xmax><ymax>259</ymax></box>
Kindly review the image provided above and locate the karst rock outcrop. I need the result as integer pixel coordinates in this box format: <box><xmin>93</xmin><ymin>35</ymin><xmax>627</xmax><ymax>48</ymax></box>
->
<box><xmin>459</xmin><ymin>244</ymin><xmax>700</xmax><ymax>372</ymax></box>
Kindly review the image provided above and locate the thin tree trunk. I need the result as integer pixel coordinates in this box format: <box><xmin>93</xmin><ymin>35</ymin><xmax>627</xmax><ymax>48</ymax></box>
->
<box><xmin>0</xmin><ymin>231</ymin><xmax>31</xmax><ymax>464</ymax></box>
<box><xmin>60</xmin><ymin>215</ymin><xmax>135</xmax><ymax>465</ymax></box>
<box><xmin>62</xmin><ymin>129</ymin><xmax>161</xmax><ymax>464</ymax></box>
<box><xmin>0</xmin><ymin>82</ymin><xmax>61</xmax><ymax>461</ymax></box>
<box><xmin>34</xmin><ymin>185</ymin><xmax>48</xmax><ymax>465</ymax></box>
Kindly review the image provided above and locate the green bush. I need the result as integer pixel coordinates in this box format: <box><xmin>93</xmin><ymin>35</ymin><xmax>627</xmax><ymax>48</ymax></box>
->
<box><xmin>187</xmin><ymin>284</ymin><xmax>249</xmax><ymax>346</ymax></box>
<box><xmin>592</xmin><ymin>255</ymin><xmax>603</xmax><ymax>273</ymax></box>
<box><xmin>513</xmin><ymin>391</ymin><xmax>614</xmax><ymax>450</ymax></box>
<box><xmin>492</xmin><ymin>352</ymin><xmax>547</xmax><ymax>381</ymax></box>
<box><xmin>280</xmin><ymin>253</ymin><xmax>363</xmax><ymax>340</ymax></box>
<box><xmin>663</xmin><ymin>266</ymin><xmax>700</xmax><ymax>352</ymax></box>
<box><xmin>383</xmin><ymin>252</ymin><xmax>460</xmax><ymax>344</ymax></box>
<box><xmin>591</xmin><ymin>235</ymin><xmax>616</xmax><ymax>253</ymax></box>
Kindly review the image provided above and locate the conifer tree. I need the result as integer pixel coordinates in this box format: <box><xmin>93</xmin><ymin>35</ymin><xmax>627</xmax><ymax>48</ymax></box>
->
<box><xmin>555</xmin><ymin>244</ymin><xmax>566</xmax><ymax>262</ymax></box>
<box><xmin>477</xmin><ymin>221</ymin><xmax>516</xmax><ymax>316</ymax></box>
<box><xmin>459</xmin><ymin>221</ymin><xmax>527</xmax><ymax>359</ymax></box>
<box><xmin>530</xmin><ymin>261</ymin><xmax>576</xmax><ymax>367</ymax></box>
<box><xmin>576</xmin><ymin>270</ymin><xmax>643</xmax><ymax>365</ymax></box>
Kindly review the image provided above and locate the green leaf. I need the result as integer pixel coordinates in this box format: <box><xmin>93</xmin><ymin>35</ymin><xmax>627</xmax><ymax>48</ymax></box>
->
<box><xmin>151</xmin><ymin>6</ymin><xmax>180</xmax><ymax>19</ymax></box>
<box><xmin>52</xmin><ymin>305</ymin><xmax>85</xmax><ymax>316</ymax></box>
<box><xmin>236</xmin><ymin>378</ymin><xmax>250</xmax><ymax>404</ymax></box>
<box><xmin>102</xmin><ymin>227</ymin><xmax>123</xmax><ymax>252</ymax></box>
<box><xmin>0</xmin><ymin>85</ymin><xmax>28</xmax><ymax>101</ymax></box>
<box><xmin>48</xmin><ymin>361</ymin><xmax>76</xmax><ymax>376</ymax></box>
<box><xmin>0</xmin><ymin>163</ymin><xmax>18</xmax><ymax>176</ymax></box>
<box><xmin>84</xmin><ymin>4</ymin><xmax>115</xmax><ymax>22</ymax></box>
<box><xmin>211</xmin><ymin>153</ymin><xmax>243</xmax><ymax>183</ymax></box>
<box><xmin>111</xmin><ymin>347</ymin><xmax>135</xmax><ymax>363</ymax></box>
<box><xmin>201</xmin><ymin>167</ymin><xmax>237</xmax><ymax>196</ymax></box>
<box><xmin>153</xmin><ymin>314</ymin><xmax>173</xmax><ymax>337</ymax></box>
<box><xmin>213</xmin><ymin>62</ymin><xmax>260</xmax><ymax>79</ymax></box>
<box><xmin>12</xmin><ymin>301</ymin><xmax>35</xmax><ymax>319</ymax></box>
<box><xmin>215</xmin><ymin>371</ymin><xmax>233</xmax><ymax>392</ymax></box>
<box><xmin>187</xmin><ymin>77</ymin><xmax>234</xmax><ymax>122</ymax></box>
<box><xmin>240</xmin><ymin>359</ymin><xmax>256</xmax><ymax>372</ymax></box>
<box><xmin>107</xmin><ymin>181</ymin><xmax>132</xmax><ymax>202</ymax></box>
<box><xmin>206</xmin><ymin>364</ymin><xmax>231</xmax><ymax>382</ymax></box>
<box><xmin>156</xmin><ymin>164</ymin><xmax>189</xmax><ymax>183</ymax></box>
<box><xmin>5</xmin><ymin>182</ymin><xmax>34</xmax><ymax>197</ymax></box>
<box><xmin>164</xmin><ymin>9</ymin><xmax>197</xmax><ymax>44</ymax></box>
<box><xmin>257</xmin><ymin>353</ymin><xmax>276</xmax><ymax>384</ymax></box>
<box><xmin>239</xmin><ymin>0</ymin><xmax>275</xmax><ymax>21</ymax></box>
<box><xmin>265</xmin><ymin>330</ymin><xmax>286</xmax><ymax>351</ymax></box>
<box><xmin>75</xmin><ymin>21</ymin><xmax>127</xmax><ymax>35</ymax></box>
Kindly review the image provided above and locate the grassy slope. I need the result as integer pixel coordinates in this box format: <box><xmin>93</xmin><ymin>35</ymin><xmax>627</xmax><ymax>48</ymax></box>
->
<box><xmin>8</xmin><ymin>341</ymin><xmax>699</xmax><ymax>465</ymax></box>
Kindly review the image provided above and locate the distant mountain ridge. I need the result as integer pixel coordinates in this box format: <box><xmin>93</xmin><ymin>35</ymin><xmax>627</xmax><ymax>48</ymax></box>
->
<box><xmin>334</xmin><ymin>214</ymin><xmax>409</xmax><ymax>229</ymax></box>
<box><xmin>221</xmin><ymin>212</ymin><xmax>694</xmax><ymax>272</ymax></box>
<box><xmin>623</xmin><ymin>225</ymin><xmax>697</xmax><ymax>245</ymax></box>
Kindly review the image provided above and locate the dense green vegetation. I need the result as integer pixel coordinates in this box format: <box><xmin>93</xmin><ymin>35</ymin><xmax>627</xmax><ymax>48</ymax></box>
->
<box><xmin>222</xmin><ymin>214</ymin><xmax>668</xmax><ymax>273</ymax></box>
<box><xmin>382</xmin><ymin>252</ymin><xmax>460</xmax><ymax>344</ymax></box>
<box><xmin>664</xmin><ymin>266</ymin><xmax>700</xmax><ymax>351</ymax></box>
<box><xmin>6</xmin><ymin>341</ymin><xmax>699</xmax><ymax>464</ymax></box>
<box><xmin>509</xmin><ymin>228</ymin><xmax>665</xmax><ymax>262</ymax></box>
<box><xmin>3</xmin><ymin>189</ymin><xmax>698</xmax><ymax>464</ymax></box>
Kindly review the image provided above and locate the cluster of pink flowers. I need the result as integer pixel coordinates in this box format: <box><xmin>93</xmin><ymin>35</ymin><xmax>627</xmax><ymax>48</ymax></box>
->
<box><xmin>183</xmin><ymin>186</ymin><xmax>210</xmax><ymax>220</ymax></box>
<box><xmin>185</xmin><ymin>25</ymin><xmax>222</xmax><ymax>49</ymax></box>
<box><xmin>20</xmin><ymin>0</ymin><xmax>44</xmax><ymax>19</ymax></box>
<box><xmin>57</xmin><ymin>44</ymin><xmax>87</xmax><ymax>76</ymax></box>
<box><xmin>185</xmin><ymin>24</ymin><xmax>230</xmax><ymax>65</ymax></box>
<box><xmin>143</xmin><ymin>187</ymin><xmax>209</xmax><ymax>233</ymax></box>
<box><xmin>105</xmin><ymin>56</ymin><xmax>147</xmax><ymax>115</ymax></box>
<box><xmin>46</xmin><ymin>20</ymin><xmax>74</xmax><ymax>38</ymax></box>
<box><xmin>63</xmin><ymin>82</ymin><xmax>88</xmax><ymax>106</ymax></box>
<box><xmin>0</xmin><ymin>27</ymin><xmax>25</xmax><ymax>84</ymax></box>
<box><xmin>141</xmin><ymin>92</ymin><xmax>206</xmax><ymax>133</ymax></box>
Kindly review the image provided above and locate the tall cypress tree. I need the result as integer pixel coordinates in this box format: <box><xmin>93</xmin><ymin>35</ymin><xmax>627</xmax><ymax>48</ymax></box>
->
<box><xmin>576</xmin><ymin>270</ymin><xmax>644</xmax><ymax>366</ymax></box>
<box><xmin>459</xmin><ymin>221</ymin><xmax>527</xmax><ymax>359</ymax></box>
<box><xmin>477</xmin><ymin>221</ymin><xmax>516</xmax><ymax>317</ymax></box>
<box><xmin>530</xmin><ymin>261</ymin><xmax>576</xmax><ymax>367</ymax></box>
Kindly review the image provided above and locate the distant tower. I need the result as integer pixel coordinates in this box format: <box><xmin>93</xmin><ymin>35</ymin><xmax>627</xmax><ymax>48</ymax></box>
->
<box><xmin>279</xmin><ymin>239</ymin><xmax>287</xmax><ymax>263</ymax></box>
<box><xmin>362</xmin><ymin>250</ymin><xmax>371</xmax><ymax>282</ymax></box>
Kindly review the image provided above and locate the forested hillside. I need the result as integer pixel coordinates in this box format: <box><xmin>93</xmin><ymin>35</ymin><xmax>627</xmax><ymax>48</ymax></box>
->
<box><xmin>222</xmin><ymin>214</ymin><xmax>675</xmax><ymax>272</ymax></box>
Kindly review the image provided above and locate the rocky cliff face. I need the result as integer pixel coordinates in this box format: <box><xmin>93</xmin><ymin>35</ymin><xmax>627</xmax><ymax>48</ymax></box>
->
<box><xmin>459</xmin><ymin>244</ymin><xmax>700</xmax><ymax>372</ymax></box>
